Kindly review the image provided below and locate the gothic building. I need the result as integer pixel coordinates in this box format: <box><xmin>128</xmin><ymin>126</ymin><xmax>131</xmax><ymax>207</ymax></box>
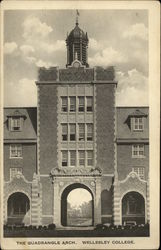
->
<box><xmin>3</xmin><ymin>19</ymin><xmax>149</xmax><ymax>228</ymax></box>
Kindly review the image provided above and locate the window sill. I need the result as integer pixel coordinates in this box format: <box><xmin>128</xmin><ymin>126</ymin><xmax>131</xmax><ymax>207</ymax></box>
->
<box><xmin>10</xmin><ymin>157</ymin><xmax>23</xmax><ymax>159</ymax></box>
<box><xmin>132</xmin><ymin>156</ymin><xmax>146</xmax><ymax>159</ymax></box>
<box><xmin>132</xmin><ymin>129</ymin><xmax>144</xmax><ymax>132</ymax></box>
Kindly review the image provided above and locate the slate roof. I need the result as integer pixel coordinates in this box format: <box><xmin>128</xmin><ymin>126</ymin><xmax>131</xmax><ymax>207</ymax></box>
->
<box><xmin>4</xmin><ymin>108</ymin><xmax>37</xmax><ymax>141</ymax></box>
<box><xmin>116</xmin><ymin>107</ymin><xmax>149</xmax><ymax>141</ymax></box>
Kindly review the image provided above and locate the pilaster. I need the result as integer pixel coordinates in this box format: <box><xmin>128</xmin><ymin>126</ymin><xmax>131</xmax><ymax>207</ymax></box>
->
<box><xmin>94</xmin><ymin>178</ymin><xmax>101</xmax><ymax>225</ymax></box>
<box><xmin>112</xmin><ymin>173</ymin><xmax>121</xmax><ymax>225</ymax></box>
<box><xmin>31</xmin><ymin>173</ymin><xmax>42</xmax><ymax>226</ymax></box>
<box><xmin>146</xmin><ymin>175</ymin><xmax>150</xmax><ymax>223</ymax></box>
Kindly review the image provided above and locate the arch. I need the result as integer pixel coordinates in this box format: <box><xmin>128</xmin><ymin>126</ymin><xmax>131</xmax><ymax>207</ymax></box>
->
<box><xmin>122</xmin><ymin>191</ymin><xmax>145</xmax><ymax>225</ymax></box>
<box><xmin>61</xmin><ymin>183</ymin><xmax>94</xmax><ymax>227</ymax></box>
<box><xmin>7</xmin><ymin>192</ymin><xmax>30</xmax><ymax>225</ymax></box>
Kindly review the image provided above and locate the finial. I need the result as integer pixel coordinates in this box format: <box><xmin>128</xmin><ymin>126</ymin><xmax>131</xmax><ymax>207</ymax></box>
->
<box><xmin>76</xmin><ymin>9</ymin><xmax>79</xmax><ymax>25</ymax></box>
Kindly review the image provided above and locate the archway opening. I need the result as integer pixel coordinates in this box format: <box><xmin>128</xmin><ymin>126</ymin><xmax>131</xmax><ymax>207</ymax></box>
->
<box><xmin>61</xmin><ymin>184</ymin><xmax>94</xmax><ymax>227</ymax></box>
<box><xmin>122</xmin><ymin>191</ymin><xmax>145</xmax><ymax>225</ymax></box>
<box><xmin>7</xmin><ymin>192</ymin><xmax>30</xmax><ymax>225</ymax></box>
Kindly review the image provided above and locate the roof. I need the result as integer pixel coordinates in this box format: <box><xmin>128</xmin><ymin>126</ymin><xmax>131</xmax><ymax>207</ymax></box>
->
<box><xmin>4</xmin><ymin>108</ymin><xmax>37</xmax><ymax>141</ymax></box>
<box><xmin>67</xmin><ymin>23</ymin><xmax>88</xmax><ymax>41</ymax></box>
<box><xmin>116</xmin><ymin>107</ymin><xmax>149</xmax><ymax>141</ymax></box>
<box><xmin>3</xmin><ymin>106</ymin><xmax>149</xmax><ymax>141</ymax></box>
<box><xmin>128</xmin><ymin>109</ymin><xmax>147</xmax><ymax>117</ymax></box>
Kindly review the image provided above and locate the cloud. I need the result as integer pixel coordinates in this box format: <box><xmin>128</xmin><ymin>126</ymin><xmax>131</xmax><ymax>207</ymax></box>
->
<box><xmin>22</xmin><ymin>16</ymin><xmax>53</xmax><ymax>40</ymax></box>
<box><xmin>89</xmin><ymin>47</ymin><xmax>127</xmax><ymax>67</ymax></box>
<box><xmin>4</xmin><ymin>42</ymin><xmax>18</xmax><ymax>54</ymax></box>
<box><xmin>20</xmin><ymin>44</ymin><xmax>35</xmax><ymax>55</ymax></box>
<box><xmin>40</xmin><ymin>40</ymin><xmax>66</xmax><ymax>53</ymax></box>
<box><xmin>123</xmin><ymin>23</ymin><xmax>148</xmax><ymax>40</ymax></box>
<box><xmin>116</xmin><ymin>86</ymin><xmax>148</xmax><ymax>106</ymax></box>
<box><xmin>4</xmin><ymin>78</ymin><xmax>37</xmax><ymax>107</ymax></box>
<box><xmin>116</xmin><ymin>68</ymin><xmax>148</xmax><ymax>91</ymax></box>
<box><xmin>116</xmin><ymin>69</ymin><xmax>148</xmax><ymax>106</ymax></box>
<box><xmin>89</xmin><ymin>38</ymin><xmax>102</xmax><ymax>51</ymax></box>
<box><xmin>35</xmin><ymin>59</ymin><xmax>56</xmax><ymax>68</ymax></box>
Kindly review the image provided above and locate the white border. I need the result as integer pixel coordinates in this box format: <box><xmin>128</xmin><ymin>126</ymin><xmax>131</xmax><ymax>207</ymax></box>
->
<box><xmin>0</xmin><ymin>1</ymin><xmax>160</xmax><ymax>250</ymax></box>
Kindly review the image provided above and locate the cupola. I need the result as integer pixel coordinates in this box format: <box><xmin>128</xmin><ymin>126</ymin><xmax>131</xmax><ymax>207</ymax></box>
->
<box><xmin>66</xmin><ymin>11</ymin><xmax>89</xmax><ymax>67</ymax></box>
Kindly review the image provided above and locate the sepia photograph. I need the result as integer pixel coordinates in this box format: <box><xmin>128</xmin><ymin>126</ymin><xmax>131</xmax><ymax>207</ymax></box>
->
<box><xmin>0</xmin><ymin>1</ymin><xmax>160</xmax><ymax>249</ymax></box>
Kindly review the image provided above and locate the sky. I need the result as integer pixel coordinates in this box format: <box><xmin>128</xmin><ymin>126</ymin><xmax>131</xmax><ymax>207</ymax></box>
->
<box><xmin>4</xmin><ymin>9</ymin><xmax>148</xmax><ymax>107</ymax></box>
<box><xmin>67</xmin><ymin>188</ymin><xmax>92</xmax><ymax>208</ymax></box>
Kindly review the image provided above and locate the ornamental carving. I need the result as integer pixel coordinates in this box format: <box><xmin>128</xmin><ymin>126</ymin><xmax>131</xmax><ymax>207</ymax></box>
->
<box><xmin>50</xmin><ymin>167</ymin><xmax>102</xmax><ymax>177</ymax></box>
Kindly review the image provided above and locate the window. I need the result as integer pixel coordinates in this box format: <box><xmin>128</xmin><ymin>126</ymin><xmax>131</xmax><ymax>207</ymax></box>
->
<box><xmin>133</xmin><ymin>117</ymin><xmax>143</xmax><ymax>131</ymax></box>
<box><xmin>70</xmin><ymin>97</ymin><xmax>76</xmax><ymax>112</ymax></box>
<box><xmin>87</xmin><ymin>151</ymin><xmax>93</xmax><ymax>166</ymax></box>
<box><xmin>62</xmin><ymin>151</ymin><xmax>68</xmax><ymax>167</ymax></box>
<box><xmin>10</xmin><ymin>144</ymin><xmax>22</xmax><ymax>158</ymax></box>
<box><xmin>62</xmin><ymin>124</ymin><xmax>68</xmax><ymax>141</ymax></box>
<box><xmin>78</xmin><ymin>97</ymin><xmax>85</xmax><ymax>112</ymax></box>
<box><xmin>10</xmin><ymin>168</ymin><xmax>22</xmax><ymax>178</ymax></box>
<box><xmin>11</xmin><ymin>118</ymin><xmax>21</xmax><ymax>131</ymax></box>
<box><xmin>132</xmin><ymin>144</ymin><xmax>144</xmax><ymax>158</ymax></box>
<box><xmin>61</xmin><ymin>97</ymin><xmax>68</xmax><ymax>112</ymax></box>
<box><xmin>79</xmin><ymin>151</ymin><xmax>85</xmax><ymax>166</ymax></box>
<box><xmin>69</xmin><ymin>124</ymin><xmax>76</xmax><ymax>141</ymax></box>
<box><xmin>132</xmin><ymin>167</ymin><xmax>145</xmax><ymax>179</ymax></box>
<box><xmin>78</xmin><ymin>124</ymin><xmax>85</xmax><ymax>141</ymax></box>
<box><xmin>87</xmin><ymin>124</ymin><xmax>93</xmax><ymax>141</ymax></box>
<box><xmin>70</xmin><ymin>151</ymin><xmax>76</xmax><ymax>166</ymax></box>
<box><xmin>86</xmin><ymin>97</ymin><xmax>93</xmax><ymax>112</ymax></box>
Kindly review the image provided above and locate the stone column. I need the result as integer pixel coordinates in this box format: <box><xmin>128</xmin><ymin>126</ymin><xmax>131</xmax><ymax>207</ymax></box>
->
<box><xmin>94</xmin><ymin>178</ymin><xmax>101</xmax><ymax>225</ymax></box>
<box><xmin>112</xmin><ymin>172</ymin><xmax>121</xmax><ymax>225</ymax></box>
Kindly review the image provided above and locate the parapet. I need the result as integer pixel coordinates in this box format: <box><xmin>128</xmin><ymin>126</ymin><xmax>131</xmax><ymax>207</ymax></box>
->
<box><xmin>38</xmin><ymin>66</ymin><xmax>116</xmax><ymax>83</ymax></box>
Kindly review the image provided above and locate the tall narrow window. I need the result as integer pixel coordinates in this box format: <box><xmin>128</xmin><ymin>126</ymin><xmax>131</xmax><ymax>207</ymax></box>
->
<box><xmin>61</xmin><ymin>97</ymin><xmax>68</xmax><ymax>112</ymax></box>
<box><xmin>133</xmin><ymin>117</ymin><xmax>143</xmax><ymax>131</ymax></box>
<box><xmin>62</xmin><ymin>151</ymin><xmax>68</xmax><ymax>167</ymax></box>
<box><xmin>79</xmin><ymin>124</ymin><xmax>85</xmax><ymax>141</ymax></box>
<box><xmin>87</xmin><ymin>124</ymin><xmax>93</xmax><ymax>141</ymax></box>
<box><xmin>132</xmin><ymin>145</ymin><xmax>144</xmax><ymax>158</ymax></box>
<box><xmin>70</xmin><ymin>151</ymin><xmax>76</xmax><ymax>166</ymax></box>
<box><xmin>62</xmin><ymin>124</ymin><xmax>68</xmax><ymax>141</ymax></box>
<box><xmin>78</xmin><ymin>97</ymin><xmax>85</xmax><ymax>112</ymax></box>
<box><xmin>79</xmin><ymin>151</ymin><xmax>85</xmax><ymax>166</ymax></box>
<box><xmin>87</xmin><ymin>151</ymin><xmax>93</xmax><ymax>166</ymax></box>
<box><xmin>86</xmin><ymin>97</ymin><xmax>93</xmax><ymax>112</ymax></box>
<box><xmin>11</xmin><ymin>118</ymin><xmax>21</xmax><ymax>131</ymax></box>
<box><xmin>70</xmin><ymin>97</ymin><xmax>76</xmax><ymax>112</ymax></box>
<box><xmin>10</xmin><ymin>144</ymin><xmax>22</xmax><ymax>158</ymax></box>
<box><xmin>70</xmin><ymin>124</ymin><xmax>76</xmax><ymax>141</ymax></box>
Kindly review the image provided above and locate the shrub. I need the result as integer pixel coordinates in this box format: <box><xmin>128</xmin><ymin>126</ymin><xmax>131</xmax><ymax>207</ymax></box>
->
<box><xmin>94</xmin><ymin>224</ymin><xmax>108</xmax><ymax>230</ymax></box>
<box><xmin>48</xmin><ymin>223</ymin><xmax>56</xmax><ymax>230</ymax></box>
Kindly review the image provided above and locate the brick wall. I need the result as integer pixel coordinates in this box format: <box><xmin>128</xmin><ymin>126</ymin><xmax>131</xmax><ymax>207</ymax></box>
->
<box><xmin>96</xmin><ymin>84</ymin><xmax>115</xmax><ymax>174</ymax></box>
<box><xmin>41</xmin><ymin>177</ymin><xmax>53</xmax><ymax>216</ymax></box>
<box><xmin>117</xmin><ymin>144</ymin><xmax>149</xmax><ymax>180</ymax></box>
<box><xmin>39</xmin><ymin>85</ymin><xmax>58</xmax><ymax>174</ymax></box>
<box><xmin>4</xmin><ymin>143</ymin><xmax>37</xmax><ymax>182</ymax></box>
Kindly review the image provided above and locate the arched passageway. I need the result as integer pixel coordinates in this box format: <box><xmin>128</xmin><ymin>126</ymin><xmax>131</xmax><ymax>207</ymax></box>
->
<box><xmin>7</xmin><ymin>192</ymin><xmax>30</xmax><ymax>225</ymax></box>
<box><xmin>122</xmin><ymin>191</ymin><xmax>145</xmax><ymax>224</ymax></box>
<box><xmin>61</xmin><ymin>183</ymin><xmax>94</xmax><ymax>227</ymax></box>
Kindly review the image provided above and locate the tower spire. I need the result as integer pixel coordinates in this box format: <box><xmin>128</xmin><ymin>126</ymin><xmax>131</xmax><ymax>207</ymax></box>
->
<box><xmin>76</xmin><ymin>9</ymin><xmax>79</xmax><ymax>25</ymax></box>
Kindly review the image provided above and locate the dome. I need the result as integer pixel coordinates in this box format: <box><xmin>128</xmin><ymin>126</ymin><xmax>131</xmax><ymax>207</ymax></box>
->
<box><xmin>67</xmin><ymin>23</ymin><xmax>88</xmax><ymax>41</ymax></box>
<box><xmin>66</xmin><ymin>20</ymin><xmax>89</xmax><ymax>67</ymax></box>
